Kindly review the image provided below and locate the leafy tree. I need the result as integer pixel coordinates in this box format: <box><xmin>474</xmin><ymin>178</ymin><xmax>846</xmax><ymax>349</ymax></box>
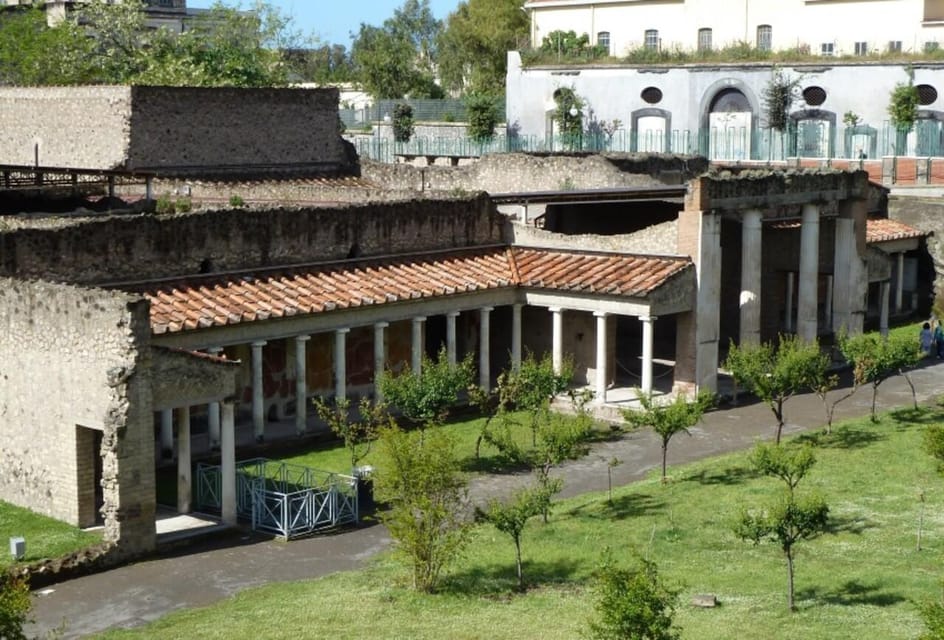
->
<box><xmin>350</xmin><ymin>0</ymin><xmax>442</xmax><ymax>99</ymax></box>
<box><xmin>476</xmin><ymin>483</ymin><xmax>552</xmax><ymax>590</ymax></box>
<box><xmin>392</xmin><ymin>103</ymin><xmax>415</xmax><ymax>142</ymax></box>
<box><xmin>312</xmin><ymin>397</ymin><xmax>391</xmax><ymax>469</ymax></box>
<box><xmin>378</xmin><ymin>349</ymin><xmax>474</xmax><ymax>427</ymax></box>
<box><xmin>588</xmin><ymin>550</ymin><xmax>680</xmax><ymax>640</ymax></box>
<box><xmin>839</xmin><ymin>331</ymin><xmax>922</xmax><ymax>420</ymax></box>
<box><xmin>622</xmin><ymin>392</ymin><xmax>714</xmax><ymax>483</ymax></box>
<box><xmin>373</xmin><ymin>424</ymin><xmax>470</xmax><ymax>592</ymax></box>
<box><xmin>735</xmin><ymin>442</ymin><xmax>828</xmax><ymax>611</ymax></box>
<box><xmin>465</xmin><ymin>93</ymin><xmax>499</xmax><ymax>142</ymax></box>
<box><xmin>498</xmin><ymin>352</ymin><xmax>572</xmax><ymax>446</ymax></box>
<box><xmin>762</xmin><ymin>67</ymin><xmax>801</xmax><ymax>157</ymax></box>
<box><xmin>437</xmin><ymin>0</ymin><xmax>528</xmax><ymax>95</ymax></box>
<box><xmin>554</xmin><ymin>87</ymin><xmax>585</xmax><ymax>150</ymax></box>
<box><xmin>284</xmin><ymin>42</ymin><xmax>354</xmax><ymax>84</ymax></box>
<box><xmin>805</xmin><ymin>348</ymin><xmax>854</xmax><ymax>434</ymax></box>
<box><xmin>0</xmin><ymin>572</ymin><xmax>31</xmax><ymax>640</ymax></box>
<box><xmin>540</xmin><ymin>30</ymin><xmax>606</xmax><ymax>61</ymax></box>
<box><xmin>724</xmin><ymin>335</ymin><xmax>825</xmax><ymax>444</ymax></box>
<box><xmin>888</xmin><ymin>66</ymin><xmax>919</xmax><ymax>153</ymax></box>
<box><xmin>0</xmin><ymin>7</ymin><xmax>94</xmax><ymax>85</ymax></box>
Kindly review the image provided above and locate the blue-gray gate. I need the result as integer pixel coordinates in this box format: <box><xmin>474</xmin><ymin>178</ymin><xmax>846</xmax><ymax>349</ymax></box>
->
<box><xmin>196</xmin><ymin>458</ymin><xmax>358</xmax><ymax>539</ymax></box>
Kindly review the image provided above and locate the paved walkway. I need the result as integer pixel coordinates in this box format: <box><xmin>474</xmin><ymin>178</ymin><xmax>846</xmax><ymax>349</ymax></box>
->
<box><xmin>27</xmin><ymin>361</ymin><xmax>944</xmax><ymax>639</ymax></box>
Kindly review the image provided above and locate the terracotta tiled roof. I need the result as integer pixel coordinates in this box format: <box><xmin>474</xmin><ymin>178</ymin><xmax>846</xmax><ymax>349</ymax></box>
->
<box><xmin>132</xmin><ymin>246</ymin><xmax>692</xmax><ymax>335</ymax></box>
<box><xmin>866</xmin><ymin>218</ymin><xmax>926</xmax><ymax>243</ymax></box>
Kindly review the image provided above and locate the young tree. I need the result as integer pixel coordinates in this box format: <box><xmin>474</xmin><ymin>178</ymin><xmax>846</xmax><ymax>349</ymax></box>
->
<box><xmin>0</xmin><ymin>572</ymin><xmax>31</xmax><ymax>640</ymax></box>
<box><xmin>465</xmin><ymin>93</ymin><xmax>499</xmax><ymax>142</ymax></box>
<box><xmin>839</xmin><ymin>331</ymin><xmax>923</xmax><ymax>421</ymax></box>
<box><xmin>587</xmin><ymin>550</ymin><xmax>680</xmax><ymax>640</ymax></box>
<box><xmin>724</xmin><ymin>335</ymin><xmax>824</xmax><ymax>444</ymax></box>
<box><xmin>888</xmin><ymin>66</ymin><xmax>919</xmax><ymax>154</ymax></box>
<box><xmin>476</xmin><ymin>483</ymin><xmax>552</xmax><ymax>590</ymax></box>
<box><xmin>312</xmin><ymin>397</ymin><xmax>391</xmax><ymax>470</ymax></box>
<box><xmin>622</xmin><ymin>391</ymin><xmax>714</xmax><ymax>483</ymax></box>
<box><xmin>378</xmin><ymin>350</ymin><xmax>474</xmax><ymax>428</ymax></box>
<box><xmin>373</xmin><ymin>425</ymin><xmax>470</xmax><ymax>592</ymax></box>
<box><xmin>805</xmin><ymin>348</ymin><xmax>854</xmax><ymax>434</ymax></box>
<box><xmin>762</xmin><ymin>67</ymin><xmax>801</xmax><ymax>158</ymax></box>
<box><xmin>496</xmin><ymin>352</ymin><xmax>572</xmax><ymax>447</ymax></box>
<box><xmin>734</xmin><ymin>442</ymin><xmax>829</xmax><ymax>611</ymax></box>
<box><xmin>392</xmin><ymin>103</ymin><xmax>415</xmax><ymax>142</ymax></box>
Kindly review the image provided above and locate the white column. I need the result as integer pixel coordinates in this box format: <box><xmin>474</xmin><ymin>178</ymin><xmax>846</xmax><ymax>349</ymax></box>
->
<box><xmin>511</xmin><ymin>303</ymin><xmax>523</xmax><ymax>372</ymax></box>
<box><xmin>294</xmin><ymin>335</ymin><xmax>310</xmax><ymax>436</ymax></box>
<box><xmin>374</xmin><ymin>322</ymin><xmax>388</xmax><ymax>401</ymax></box>
<box><xmin>220</xmin><ymin>401</ymin><xmax>236</xmax><ymax>526</ymax></box>
<box><xmin>641</xmin><ymin>315</ymin><xmax>656</xmax><ymax>397</ymax></box>
<box><xmin>176</xmin><ymin>406</ymin><xmax>191</xmax><ymax>514</ymax></box>
<box><xmin>833</xmin><ymin>206</ymin><xmax>865</xmax><ymax>335</ymax></box>
<box><xmin>895</xmin><ymin>252</ymin><xmax>905</xmax><ymax>313</ymax></box>
<box><xmin>694</xmin><ymin>212</ymin><xmax>722</xmax><ymax>393</ymax></box>
<box><xmin>880</xmin><ymin>281</ymin><xmax>891</xmax><ymax>337</ymax></box>
<box><xmin>411</xmin><ymin>316</ymin><xmax>426</xmax><ymax>373</ymax></box>
<box><xmin>824</xmin><ymin>275</ymin><xmax>834</xmax><ymax>330</ymax></box>
<box><xmin>145</xmin><ymin>176</ymin><xmax>154</xmax><ymax>201</ymax></box>
<box><xmin>739</xmin><ymin>208</ymin><xmax>763</xmax><ymax>346</ymax></box>
<box><xmin>785</xmin><ymin>272</ymin><xmax>795</xmax><ymax>333</ymax></box>
<box><xmin>479</xmin><ymin>307</ymin><xmax>493</xmax><ymax>391</ymax></box>
<box><xmin>446</xmin><ymin>311</ymin><xmax>459</xmax><ymax>366</ymax></box>
<box><xmin>797</xmin><ymin>203</ymin><xmax>820</xmax><ymax>342</ymax></box>
<box><xmin>250</xmin><ymin>340</ymin><xmax>266</xmax><ymax>443</ymax></box>
<box><xmin>595</xmin><ymin>312</ymin><xmax>609</xmax><ymax>403</ymax></box>
<box><xmin>160</xmin><ymin>409</ymin><xmax>174</xmax><ymax>459</ymax></box>
<box><xmin>207</xmin><ymin>347</ymin><xmax>222</xmax><ymax>450</ymax></box>
<box><xmin>335</xmin><ymin>328</ymin><xmax>349</xmax><ymax>402</ymax></box>
<box><xmin>550</xmin><ymin>307</ymin><xmax>563</xmax><ymax>374</ymax></box>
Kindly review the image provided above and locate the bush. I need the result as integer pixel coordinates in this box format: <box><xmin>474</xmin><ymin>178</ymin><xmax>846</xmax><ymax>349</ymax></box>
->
<box><xmin>0</xmin><ymin>572</ymin><xmax>31</xmax><ymax>640</ymax></box>
<box><xmin>588</xmin><ymin>551</ymin><xmax>680</xmax><ymax>640</ymax></box>
<box><xmin>175</xmin><ymin>197</ymin><xmax>192</xmax><ymax>213</ymax></box>
<box><xmin>155</xmin><ymin>194</ymin><xmax>175</xmax><ymax>214</ymax></box>
<box><xmin>466</xmin><ymin>94</ymin><xmax>499</xmax><ymax>142</ymax></box>
<box><xmin>392</xmin><ymin>103</ymin><xmax>414</xmax><ymax>143</ymax></box>
<box><xmin>229</xmin><ymin>194</ymin><xmax>245</xmax><ymax>208</ymax></box>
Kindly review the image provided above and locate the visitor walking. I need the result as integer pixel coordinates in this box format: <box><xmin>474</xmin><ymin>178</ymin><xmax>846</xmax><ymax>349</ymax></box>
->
<box><xmin>920</xmin><ymin>322</ymin><xmax>934</xmax><ymax>356</ymax></box>
<box><xmin>935</xmin><ymin>322</ymin><xmax>944</xmax><ymax>359</ymax></box>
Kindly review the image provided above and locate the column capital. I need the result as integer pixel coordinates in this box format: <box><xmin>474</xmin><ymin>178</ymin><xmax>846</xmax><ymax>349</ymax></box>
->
<box><xmin>251</xmin><ymin>340</ymin><xmax>267</xmax><ymax>348</ymax></box>
<box><xmin>639</xmin><ymin>315</ymin><xmax>658</xmax><ymax>323</ymax></box>
<box><xmin>548</xmin><ymin>306</ymin><xmax>563</xmax><ymax>314</ymax></box>
<box><xmin>295</xmin><ymin>334</ymin><xmax>311</xmax><ymax>343</ymax></box>
<box><xmin>413</xmin><ymin>315</ymin><xmax>427</xmax><ymax>323</ymax></box>
<box><xmin>374</xmin><ymin>321</ymin><xmax>390</xmax><ymax>329</ymax></box>
<box><xmin>446</xmin><ymin>310</ymin><xmax>461</xmax><ymax>318</ymax></box>
<box><xmin>480</xmin><ymin>306</ymin><xmax>494</xmax><ymax>313</ymax></box>
<box><xmin>512</xmin><ymin>302</ymin><xmax>524</xmax><ymax>310</ymax></box>
<box><xmin>335</xmin><ymin>327</ymin><xmax>351</xmax><ymax>335</ymax></box>
<box><xmin>593</xmin><ymin>311</ymin><xmax>608</xmax><ymax>318</ymax></box>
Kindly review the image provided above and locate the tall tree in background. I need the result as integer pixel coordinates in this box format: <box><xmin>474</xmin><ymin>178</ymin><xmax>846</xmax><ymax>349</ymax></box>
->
<box><xmin>438</xmin><ymin>0</ymin><xmax>529</xmax><ymax>96</ymax></box>
<box><xmin>351</xmin><ymin>0</ymin><xmax>442</xmax><ymax>99</ymax></box>
<box><xmin>284</xmin><ymin>42</ymin><xmax>354</xmax><ymax>84</ymax></box>
<box><xmin>0</xmin><ymin>7</ymin><xmax>94</xmax><ymax>85</ymax></box>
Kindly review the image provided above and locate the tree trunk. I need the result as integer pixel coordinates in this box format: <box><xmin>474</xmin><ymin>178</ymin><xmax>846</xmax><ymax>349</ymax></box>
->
<box><xmin>871</xmin><ymin>383</ymin><xmax>879</xmax><ymax>421</ymax></box>
<box><xmin>774</xmin><ymin>401</ymin><xmax>785</xmax><ymax>444</ymax></box>
<box><xmin>661</xmin><ymin>441</ymin><xmax>668</xmax><ymax>483</ymax></box>
<box><xmin>514</xmin><ymin>537</ymin><xmax>523</xmax><ymax>591</ymax></box>
<box><xmin>786</xmin><ymin>547</ymin><xmax>796</xmax><ymax>611</ymax></box>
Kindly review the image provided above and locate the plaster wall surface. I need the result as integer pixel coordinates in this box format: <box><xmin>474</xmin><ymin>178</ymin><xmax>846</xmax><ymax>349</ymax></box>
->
<box><xmin>0</xmin><ymin>278</ymin><xmax>156</xmax><ymax>553</ymax></box>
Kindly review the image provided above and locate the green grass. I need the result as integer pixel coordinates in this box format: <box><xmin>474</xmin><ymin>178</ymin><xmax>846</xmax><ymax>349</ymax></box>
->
<box><xmin>0</xmin><ymin>501</ymin><xmax>102</xmax><ymax>569</ymax></box>
<box><xmin>99</xmin><ymin>403</ymin><xmax>944</xmax><ymax>640</ymax></box>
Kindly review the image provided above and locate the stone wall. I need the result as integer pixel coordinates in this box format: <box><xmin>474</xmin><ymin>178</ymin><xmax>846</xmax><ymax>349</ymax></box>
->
<box><xmin>0</xmin><ymin>278</ymin><xmax>156</xmax><ymax>554</ymax></box>
<box><xmin>361</xmin><ymin>153</ymin><xmax>708</xmax><ymax>194</ymax></box>
<box><xmin>0</xmin><ymin>196</ymin><xmax>503</xmax><ymax>284</ymax></box>
<box><xmin>0</xmin><ymin>86</ymin><xmax>347</xmax><ymax>174</ymax></box>
<box><xmin>506</xmin><ymin>219</ymin><xmax>681</xmax><ymax>255</ymax></box>
<box><xmin>888</xmin><ymin>194</ymin><xmax>943</xmax><ymax>301</ymax></box>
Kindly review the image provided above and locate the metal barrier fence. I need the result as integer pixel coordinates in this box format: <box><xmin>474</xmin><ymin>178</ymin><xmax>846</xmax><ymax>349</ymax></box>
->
<box><xmin>195</xmin><ymin>459</ymin><xmax>358</xmax><ymax>539</ymax></box>
<box><xmin>350</xmin><ymin>120</ymin><xmax>944</xmax><ymax>165</ymax></box>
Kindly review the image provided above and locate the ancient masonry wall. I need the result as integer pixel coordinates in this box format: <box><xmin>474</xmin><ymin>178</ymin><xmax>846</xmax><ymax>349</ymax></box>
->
<box><xmin>0</xmin><ymin>196</ymin><xmax>503</xmax><ymax>285</ymax></box>
<box><xmin>0</xmin><ymin>278</ymin><xmax>156</xmax><ymax>554</ymax></box>
<box><xmin>0</xmin><ymin>85</ymin><xmax>347</xmax><ymax>173</ymax></box>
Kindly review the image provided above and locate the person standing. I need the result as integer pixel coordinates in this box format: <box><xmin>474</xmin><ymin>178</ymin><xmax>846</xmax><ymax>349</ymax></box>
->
<box><xmin>920</xmin><ymin>322</ymin><xmax>934</xmax><ymax>356</ymax></box>
<box><xmin>934</xmin><ymin>322</ymin><xmax>944</xmax><ymax>359</ymax></box>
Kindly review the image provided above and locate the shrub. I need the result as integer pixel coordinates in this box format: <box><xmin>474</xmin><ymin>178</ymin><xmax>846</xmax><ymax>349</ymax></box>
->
<box><xmin>392</xmin><ymin>103</ymin><xmax>414</xmax><ymax>143</ymax></box>
<box><xmin>0</xmin><ymin>572</ymin><xmax>31</xmax><ymax>640</ymax></box>
<box><xmin>175</xmin><ymin>197</ymin><xmax>192</xmax><ymax>213</ymax></box>
<box><xmin>228</xmin><ymin>194</ymin><xmax>245</xmax><ymax>208</ymax></box>
<box><xmin>155</xmin><ymin>194</ymin><xmax>175</xmax><ymax>214</ymax></box>
<box><xmin>588</xmin><ymin>551</ymin><xmax>680</xmax><ymax>640</ymax></box>
<box><xmin>466</xmin><ymin>94</ymin><xmax>499</xmax><ymax>142</ymax></box>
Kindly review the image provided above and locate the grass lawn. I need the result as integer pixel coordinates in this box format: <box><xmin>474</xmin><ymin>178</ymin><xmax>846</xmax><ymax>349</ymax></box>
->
<box><xmin>99</xmin><ymin>402</ymin><xmax>944</xmax><ymax>640</ymax></box>
<box><xmin>0</xmin><ymin>501</ymin><xmax>101</xmax><ymax>569</ymax></box>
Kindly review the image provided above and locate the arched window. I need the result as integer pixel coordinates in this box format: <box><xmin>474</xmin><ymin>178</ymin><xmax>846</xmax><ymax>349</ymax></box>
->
<box><xmin>698</xmin><ymin>28</ymin><xmax>712</xmax><ymax>52</ymax></box>
<box><xmin>645</xmin><ymin>29</ymin><xmax>659</xmax><ymax>51</ymax></box>
<box><xmin>597</xmin><ymin>31</ymin><xmax>610</xmax><ymax>55</ymax></box>
<box><xmin>757</xmin><ymin>24</ymin><xmax>772</xmax><ymax>51</ymax></box>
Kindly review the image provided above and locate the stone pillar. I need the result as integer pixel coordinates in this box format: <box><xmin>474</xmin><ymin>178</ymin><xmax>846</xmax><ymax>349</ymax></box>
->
<box><xmin>895</xmin><ymin>252</ymin><xmax>905</xmax><ymax>313</ymax></box>
<box><xmin>160</xmin><ymin>409</ymin><xmax>173</xmax><ymax>459</ymax></box>
<box><xmin>880</xmin><ymin>281</ymin><xmax>891</xmax><ymax>337</ymax></box>
<box><xmin>797</xmin><ymin>203</ymin><xmax>820</xmax><ymax>342</ymax></box>
<box><xmin>550</xmin><ymin>307</ymin><xmax>563</xmax><ymax>374</ymax></box>
<box><xmin>294</xmin><ymin>335</ymin><xmax>310</xmax><ymax>436</ymax></box>
<box><xmin>220</xmin><ymin>401</ymin><xmax>237</xmax><ymax>526</ymax></box>
<box><xmin>785</xmin><ymin>272</ymin><xmax>795</xmax><ymax>333</ymax></box>
<box><xmin>250</xmin><ymin>340</ymin><xmax>266</xmax><ymax>443</ymax></box>
<box><xmin>824</xmin><ymin>275</ymin><xmax>834</xmax><ymax>331</ymax></box>
<box><xmin>833</xmin><ymin>200</ymin><xmax>867</xmax><ymax>336</ymax></box>
<box><xmin>207</xmin><ymin>347</ymin><xmax>222</xmax><ymax>450</ymax></box>
<box><xmin>479</xmin><ymin>307</ymin><xmax>493</xmax><ymax>391</ymax></box>
<box><xmin>374</xmin><ymin>322</ymin><xmax>388</xmax><ymax>402</ymax></box>
<box><xmin>335</xmin><ymin>328</ymin><xmax>349</xmax><ymax>402</ymax></box>
<box><xmin>594</xmin><ymin>312</ymin><xmax>609</xmax><ymax>403</ymax></box>
<box><xmin>739</xmin><ymin>208</ymin><xmax>763</xmax><ymax>346</ymax></box>
<box><xmin>511</xmin><ymin>303</ymin><xmax>523</xmax><ymax>372</ymax></box>
<box><xmin>641</xmin><ymin>316</ymin><xmax>656</xmax><ymax>397</ymax></box>
<box><xmin>145</xmin><ymin>176</ymin><xmax>154</xmax><ymax>201</ymax></box>
<box><xmin>412</xmin><ymin>316</ymin><xmax>426</xmax><ymax>373</ymax></box>
<box><xmin>446</xmin><ymin>311</ymin><xmax>459</xmax><ymax>366</ymax></box>
<box><xmin>176</xmin><ymin>406</ymin><xmax>191</xmax><ymax>514</ymax></box>
<box><xmin>695</xmin><ymin>213</ymin><xmax>722</xmax><ymax>392</ymax></box>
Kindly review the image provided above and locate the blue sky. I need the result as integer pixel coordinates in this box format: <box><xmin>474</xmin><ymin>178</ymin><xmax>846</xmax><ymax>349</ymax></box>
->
<box><xmin>187</xmin><ymin>1</ymin><xmax>463</xmax><ymax>46</ymax></box>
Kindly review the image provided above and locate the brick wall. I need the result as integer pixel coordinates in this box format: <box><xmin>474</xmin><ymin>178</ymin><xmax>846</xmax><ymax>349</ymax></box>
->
<box><xmin>0</xmin><ymin>278</ymin><xmax>156</xmax><ymax>553</ymax></box>
<box><xmin>0</xmin><ymin>196</ymin><xmax>503</xmax><ymax>284</ymax></box>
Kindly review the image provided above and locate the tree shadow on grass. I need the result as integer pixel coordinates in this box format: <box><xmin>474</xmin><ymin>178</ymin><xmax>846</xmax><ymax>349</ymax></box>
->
<box><xmin>682</xmin><ymin>466</ymin><xmax>761</xmax><ymax>486</ymax></box>
<box><xmin>888</xmin><ymin>406</ymin><xmax>943</xmax><ymax>429</ymax></box>
<box><xmin>797</xmin><ymin>579</ymin><xmax>907</xmax><ymax>607</ymax></box>
<box><xmin>794</xmin><ymin>425</ymin><xmax>885</xmax><ymax>450</ymax></box>
<box><xmin>460</xmin><ymin>454</ymin><xmax>530</xmax><ymax>475</ymax></box>
<box><xmin>824</xmin><ymin>513</ymin><xmax>880</xmax><ymax>536</ymax></box>
<box><xmin>564</xmin><ymin>492</ymin><xmax>665</xmax><ymax>521</ymax></box>
<box><xmin>440</xmin><ymin>557</ymin><xmax>583</xmax><ymax>596</ymax></box>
